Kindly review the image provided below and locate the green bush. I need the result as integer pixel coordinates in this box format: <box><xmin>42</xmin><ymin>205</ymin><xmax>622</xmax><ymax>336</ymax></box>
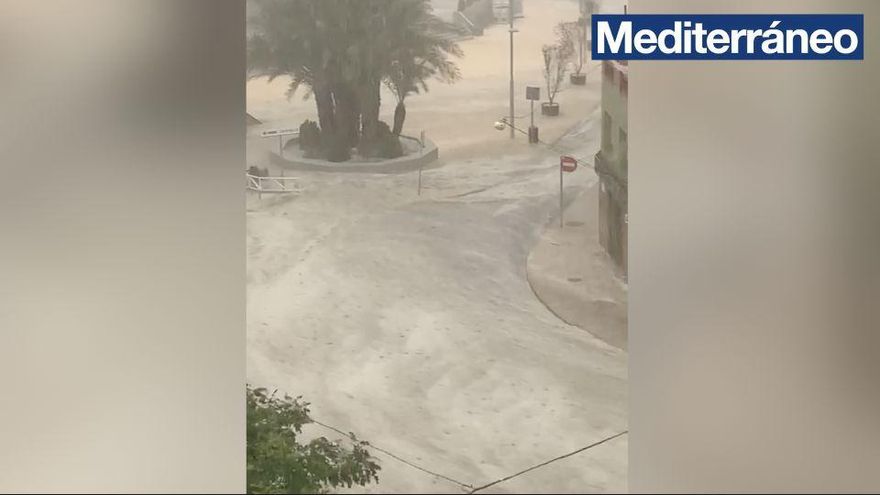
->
<box><xmin>298</xmin><ymin>119</ymin><xmax>321</xmax><ymax>155</ymax></box>
<box><xmin>375</xmin><ymin>121</ymin><xmax>403</xmax><ymax>159</ymax></box>
<box><xmin>247</xmin><ymin>165</ymin><xmax>269</xmax><ymax>177</ymax></box>
<box><xmin>247</xmin><ymin>386</ymin><xmax>380</xmax><ymax>494</ymax></box>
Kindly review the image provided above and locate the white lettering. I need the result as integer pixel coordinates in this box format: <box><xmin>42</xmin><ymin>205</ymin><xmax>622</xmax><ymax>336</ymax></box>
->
<box><xmin>693</xmin><ymin>22</ymin><xmax>707</xmax><ymax>54</ymax></box>
<box><xmin>657</xmin><ymin>22</ymin><xmax>682</xmax><ymax>54</ymax></box>
<box><xmin>786</xmin><ymin>29</ymin><xmax>809</xmax><ymax>54</ymax></box>
<box><xmin>707</xmin><ymin>29</ymin><xmax>730</xmax><ymax>54</ymax></box>
<box><xmin>761</xmin><ymin>20</ymin><xmax>785</xmax><ymax>54</ymax></box>
<box><xmin>810</xmin><ymin>29</ymin><xmax>833</xmax><ymax>54</ymax></box>
<box><xmin>594</xmin><ymin>18</ymin><xmax>861</xmax><ymax>58</ymax></box>
<box><xmin>597</xmin><ymin>20</ymin><xmax>631</xmax><ymax>54</ymax></box>
<box><xmin>730</xmin><ymin>29</ymin><xmax>747</xmax><ymax>54</ymax></box>
<box><xmin>634</xmin><ymin>29</ymin><xmax>657</xmax><ymax>53</ymax></box>
<box><xmin>834</xmin><ymin>29</ymin><xmax>859</xmax><ymax>54</ymax></box>
<box><xmin>746</xmin><ymin>29</ymin><xmax>762</xmax><ymax>53</ymax></box>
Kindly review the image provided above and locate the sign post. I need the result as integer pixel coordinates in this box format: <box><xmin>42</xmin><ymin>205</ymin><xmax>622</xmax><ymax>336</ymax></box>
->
<box><xmin>559</xmin><ymin>155</ymin><xmax>578</xmax><ymax>228</ymax></box>
<box><xmin>526</xmin><ymin>86</ymin><xmax>540</xmax><ymax>144</ymax></box>
<box><xmin>418</xmin><ymin>130</ymin><xmax>426</xmax><ymax>196</ymax></box>
<box><xmin>260</xmin><ymin>128</ymin><xmax>299</xmax><ymax>158</ymax></box>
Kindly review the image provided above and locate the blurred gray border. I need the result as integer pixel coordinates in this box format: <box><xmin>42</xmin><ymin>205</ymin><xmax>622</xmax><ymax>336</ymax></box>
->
<box><xmin>630</xmin><ymin>1</ymin><xmax>879</xmax><ymax>492</ymax></box>
<box><xmin>0</xmin><ymin>1</ymin><xmax>246</xmax><ymax>492</ymax></box>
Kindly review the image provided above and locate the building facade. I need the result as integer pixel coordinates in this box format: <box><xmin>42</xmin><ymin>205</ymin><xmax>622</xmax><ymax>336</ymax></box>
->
<box><xmin>579</xmin><ymin>0</ymin><xmax>597</xmax><ymax>17</ymax></box>
<box><xmin>595</xmin><ymin>59</ymin><xmax>628</xmax><ymax>276</ymax></box>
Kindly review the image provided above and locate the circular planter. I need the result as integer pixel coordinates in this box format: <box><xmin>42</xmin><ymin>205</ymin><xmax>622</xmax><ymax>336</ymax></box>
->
<box><xmin>570</xmin><ymin>73</ymin><xmax>587</xmax><ymax>85</ymax></box>
<box><xmin>528</xmin><ymin>125</ymin><xmax>539</xmax><ymax>144</ymax></box>
<box><xmin>541</xmin><ymin>102</ymin><xmax>560</xmax><ymax>117</ymax></box>
<box><xmin>269</xmin><ymin>134</ymin><xmax>439</xmax><ymax>174</ymax></box>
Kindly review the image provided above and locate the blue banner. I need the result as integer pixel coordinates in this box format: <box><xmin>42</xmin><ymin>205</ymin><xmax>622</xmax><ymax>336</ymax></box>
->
<box><xmin>591</xmin><ymin>14</ymin><xmax>864</xmax><ymax>60</ymax></box>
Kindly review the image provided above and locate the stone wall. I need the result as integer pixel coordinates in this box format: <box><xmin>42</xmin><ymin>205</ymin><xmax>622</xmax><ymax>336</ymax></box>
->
<box><xmin>596</xmin><ymin>59</ymin><xmax>629</xmax><ymax>277</ymax></box>
<box><xmin>596</xmin><ymin>152</ymin><xmax>628</xmax><ymax>277</ymax></box>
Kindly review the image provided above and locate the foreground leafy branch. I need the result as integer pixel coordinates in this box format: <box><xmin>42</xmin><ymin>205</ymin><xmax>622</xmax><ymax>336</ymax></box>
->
<box><xmin>247</xmin><ymin>386</ymin><xmax>380</xmax><ymax>494</ymax></box>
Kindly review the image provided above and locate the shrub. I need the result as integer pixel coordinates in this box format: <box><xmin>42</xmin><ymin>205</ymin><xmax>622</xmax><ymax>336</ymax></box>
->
<box><xmin>246</xmin><ymin>386</ymin><xmax>380</xmax><ymax>494</ymax></box>
<box><xmin>374</xmin><ymin>121</ymin><xmax>403</xmax><ymax>159</ymax></box>
<box><xmin>299</xmin><ymin>119</ymin><xmax>321</xmax><ymax>155</ymax></box>
<box><xmin>247</xmin><ymin>165</ymin><xmax>269</xmax><ymax>177</ymax></box>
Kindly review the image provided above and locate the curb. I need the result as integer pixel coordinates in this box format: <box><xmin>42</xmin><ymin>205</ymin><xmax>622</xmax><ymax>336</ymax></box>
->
<box><xmin>270</xmin><ymin>136</ymin><xmax>439</xmax><ymax>174</ymax></box>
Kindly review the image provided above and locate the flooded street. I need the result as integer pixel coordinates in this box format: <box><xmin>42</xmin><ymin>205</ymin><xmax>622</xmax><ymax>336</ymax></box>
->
<box><xmin>246</xmin><ymin>1</ymin><xmax>627</xmax><ymax>492</ymax></box>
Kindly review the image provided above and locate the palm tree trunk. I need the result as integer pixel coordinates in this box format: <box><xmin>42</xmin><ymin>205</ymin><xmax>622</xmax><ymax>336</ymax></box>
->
<box><xmin>358</xmin><ymin>78</ymin><xmax>382</xmax><ymax>156</ymax></box>
<box><xmin>313</xmin><ymin>81</ymin><xmax>335</xmax><ymax>134</ymax></box>
<box><xmin>334</xmin><ymin>83</ymin><xmax>361</xmax><ymax>148</ymax></box>
<box><xmin>392</xmin><ymin>100</ymin><xmax>406</xmax><ymax>136</ymax></box>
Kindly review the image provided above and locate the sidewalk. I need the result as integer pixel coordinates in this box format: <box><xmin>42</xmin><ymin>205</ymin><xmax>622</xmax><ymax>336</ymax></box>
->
<box><xmin>526</xmin><ymin>181</ymin><xmax>628</xmax><ymax>349</ymax></box>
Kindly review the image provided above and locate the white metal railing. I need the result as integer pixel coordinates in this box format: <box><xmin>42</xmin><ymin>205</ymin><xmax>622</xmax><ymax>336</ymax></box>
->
<box><xmin>246</xmin><ymin>173</ymin><xmax>300</xmax><ymax>195</ymax></box>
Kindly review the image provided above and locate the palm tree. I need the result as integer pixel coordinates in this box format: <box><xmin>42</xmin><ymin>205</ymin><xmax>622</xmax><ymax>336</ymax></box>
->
<box><xmin>384</xmin><ymin>2</ymin><xmax>462</xmax><ymax>135</ymax></box>
<box><xmin>339</xmin><ymin>1</ymin><xmax>387</xmax><ymax>155</ymax></box>
<box><xmin>337</xmin><ymin>0</ymin><xmax>461</xmax><ymax>153</ymax></box>
<box><xmin>247</xmin><ymin>0</ymin><xmax>461</xmax><ymax>159</ymax></box>
<box><xmin>248</xmin><ymin>0</ymin><xmax>332</xmax><ymax>133</ymax></box>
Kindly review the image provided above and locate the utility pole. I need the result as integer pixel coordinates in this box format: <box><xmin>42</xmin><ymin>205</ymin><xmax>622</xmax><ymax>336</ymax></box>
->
<box><xmin>560</xmin><ymin>158</ymin><xmax>564</xmax><ymax>228</ymax></box>
<box><xmin>508</xmin><ymin>1</ymin><xmax>515</xmax><ymax>139</ymax></box>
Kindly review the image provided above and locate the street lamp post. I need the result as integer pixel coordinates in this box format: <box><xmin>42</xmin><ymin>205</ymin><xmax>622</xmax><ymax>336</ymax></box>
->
<box><xmin>508</xmin><ymin>1</ymin><xmax>516</xmax><ymax>139</ymax></box>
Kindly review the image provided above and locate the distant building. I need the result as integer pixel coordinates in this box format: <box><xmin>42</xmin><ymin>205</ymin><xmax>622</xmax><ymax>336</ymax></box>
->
<box><xmin>579</xmin><ymin>0</ymin><xmax>597</xmax><ymax>52</ymax></box>
<box><xmin>491</xmin><ymin>0</ymin><xmax>523</xmax><ymax>20</ymax></box>
<box><xmin>429</xmin><ymin>0</ymin><xmax>459</xmax><ymax>22</ymax></box>
<box><xmin>579</xmin><ymin>0</ymin><xmax>597</xmax><ymax>17</ymax></box>
<box><xmin>595</xmin><ymin>59</ymin><xmax>628</xmax><ymax>276</ymax></box>
<box><xmin>453</xmin><ymin>0</ymin><xmax>521</xmax><ymax>35</ymax></box>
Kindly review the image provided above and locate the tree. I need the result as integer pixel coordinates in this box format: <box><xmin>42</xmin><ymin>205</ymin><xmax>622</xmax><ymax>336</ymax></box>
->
<box><xmin>247</xmin><ymin>0</ymin><xmax>461</xmax><ymax>160</ymax></box>
<box><xmin>383</xmin><ymin>3</ymin><xmax>462</xmax><ymax>135</ymax></box>
<box><xmin>556</xmin><ymin>20</ymin><xmax>585</xmax><ymax>76</ymax></box>
<box><xmin>343</xmin><ymin>0</ymin><xmax>461</xmax><ymax>154</ymax></box>
<box><xmin>247</xmin><ymin>0</ymin><xmax>341</xmax><ymax>135</ymax></box>
<box><xmin>542</xmin><ymin>44</ymin><xmax>569</xmax><ymax>106</ymax></box>
<box><xmin>247</xmin><ymin>386</ymin><xmax>380</xmax><ymax>494</ymax></box>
